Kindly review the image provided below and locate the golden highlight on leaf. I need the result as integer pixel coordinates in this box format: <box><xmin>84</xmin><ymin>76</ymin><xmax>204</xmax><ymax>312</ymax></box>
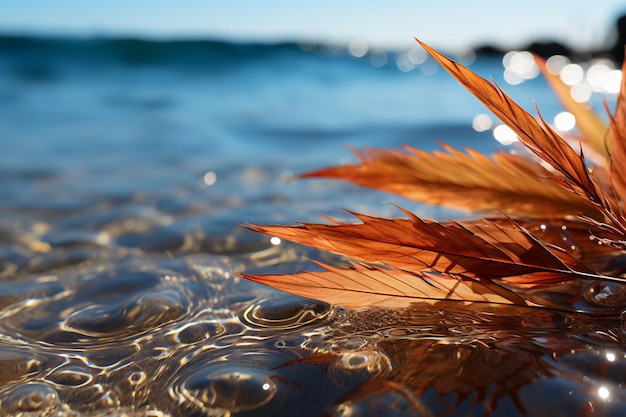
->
<box><xmin>301</xmin><ymin>143</ymin><xmax>602</xmax><ymax>219</ymax></box>
<box><xmin>240</xmin><ymin>261</ymin><xmax>533</xmax><ymax>309</ymax></box>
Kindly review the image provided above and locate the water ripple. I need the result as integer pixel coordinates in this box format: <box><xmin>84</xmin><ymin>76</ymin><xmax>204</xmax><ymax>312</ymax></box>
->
<box><xmin>240</xmin><ymin>296</ymin><xmax>331</xmax><ymax>331</ymax></box>
<box><xmin>1</xmin><ymin>133</ymin><xmax>626</xmax><ymax>416</ymax></box>
<box><xmin>0</xmin><ymin>383</ymin><xmax>60</xmax><ymax>414</ymax></box>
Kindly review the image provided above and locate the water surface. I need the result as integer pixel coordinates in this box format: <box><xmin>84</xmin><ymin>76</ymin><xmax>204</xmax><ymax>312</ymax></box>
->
<box><xmin>1</xmin><ymin>35</ymin><xmax>625</xmax><ymax>416</ymax></box>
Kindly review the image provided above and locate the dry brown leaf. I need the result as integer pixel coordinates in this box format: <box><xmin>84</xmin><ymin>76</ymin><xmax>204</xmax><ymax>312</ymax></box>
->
<box><xmin>503</xmin><ymin>218</ymin><xmax>625</xmax><ymax>272</ymax></box>
<box><xmin>301</xmin><ymin>143</ymin><xmax>602</xmax><ymax>219</ymax></box>
<box><xmin>416</xmin><ymin>40</ymin><xmax>609</xmax><ymax>212</ymax></box>
<box><xmin>246</xmin><ymin>212</ymin><xmax>615</xmax><ymax>286</ymax></box>
<box><xmin>240</xmin><ymin>261</ymin><xmax>532</xmax><ymax>309</ymax></box>
<box><xmin>607</xmin><ymin>57</ymin><xmax>626</xmax><ymax>206</ymax></box>
<box><xmin>240</xmin><ymin>39</ymin><xmax>626</xmax><ymax>311</ymax></box>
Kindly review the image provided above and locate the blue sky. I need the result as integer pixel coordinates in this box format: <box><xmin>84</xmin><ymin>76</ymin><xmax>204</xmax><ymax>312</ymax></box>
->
<box><xmin>1</xmin><ymin>1</ymin><xmax>626</xmax><ymax>52</ymax></box>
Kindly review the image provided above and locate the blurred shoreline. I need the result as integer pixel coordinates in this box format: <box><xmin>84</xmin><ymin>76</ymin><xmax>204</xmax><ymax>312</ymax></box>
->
<box><xmin>475</xmin><ymin>14</ymin><xmax>626</xmax><ymax>63</ymax></box>
<box><xmin>2</xmin><ymin>13</ymin><xmax>626</xmax><ymax>67</ymax></box>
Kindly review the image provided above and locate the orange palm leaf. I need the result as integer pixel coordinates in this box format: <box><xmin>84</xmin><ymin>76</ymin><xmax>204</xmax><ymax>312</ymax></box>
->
<box><xmin>240</xmin><ymin>39</ymin><xmax>626</xmax><ymax>310</ymax></box>
<box><xmin>245</xmin><ymin>212</ymin><xmax>618</xmax><ymax>287</ymax></box>
<box><xmin>301</xmin><ymin>143</ymin><xmax>602</xmax><ymax>219</ymax></box>
<box><xmin>240</xmin><ymin>261</ymin><xmax>533</xmax><ymax>309</ymax></box>
<box><xmin>416</xmin><ymin>40</ymin><xmax>609</xmax><ymax>212</ymax></box>
<box><xmin>607</xmin><ymin>58</ymin><xmax>626</xmax><ymax>204</ymax></box>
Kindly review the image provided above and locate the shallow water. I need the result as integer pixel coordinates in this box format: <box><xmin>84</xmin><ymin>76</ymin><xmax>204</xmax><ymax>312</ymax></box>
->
<box><xmin>1</xmin><ymin>35</ymin><xmax>626</xmax><ymax>416</ymax></box>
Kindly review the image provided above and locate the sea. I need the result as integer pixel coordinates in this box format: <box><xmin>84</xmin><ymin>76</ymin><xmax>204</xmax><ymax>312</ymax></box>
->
<box><xmin>1</xmin><ymin>34</ymin><xmax>625</xmax><ymax>416</ymax></box>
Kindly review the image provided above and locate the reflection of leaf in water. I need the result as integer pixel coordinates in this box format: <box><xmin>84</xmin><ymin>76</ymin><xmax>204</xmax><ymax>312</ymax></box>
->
<box><xmin>240</xmin><ymin>39</ymin><xmax>626</xmax><ymax>311</ymax></box>
<box><xmin>380</xmin><ymin>340</ymin><xmax>544</xmax><ymax>415</ymax></box>
<box><xmin>278</xmin><ymin>306</ymin><xmax>626</xmax><ymax>416</ymax></box>
<box><xmin>375</xmin><ymin>307</ymin><xmax>626</xmax><ymax>416</ymax></box>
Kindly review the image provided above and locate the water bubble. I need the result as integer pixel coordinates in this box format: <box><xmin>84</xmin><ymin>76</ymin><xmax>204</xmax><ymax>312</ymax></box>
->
<box><xmin>128</xmin><ymin>371</ymin><xmax>146</xmax><ymax>386</ymax></box>
<box><xmin>343</xmin><ymin>352</ymin><xmax>371</xmax><ymax>368</ymax></box>
<box><xmin>241</xmin><ymin>297</ymin><xmax>330</xmax><ymax>330</ymax></box>
<box><xmin>174</xmin><ymin>321</ymin><xmax>225</xmax><ymax>344</ymax></box>
<box><xmin>65</xmin><ymin>289</ymin><xmax>186</xmax><ymax>338</ymax></box>
<box><xmin>172</xmin><ymin>364</ymin><xmax>279</xmax><ymax>414</ymax></box>
<box><xmin>0</xmin><ymin>383</ymin><xmax>59</xmax><ymax>412</ymax></box>
<box><xmin>584</xmin><ymin>281</ymin><xmax>626</xmax><ymax>308</ymax></box>
<box><xmin>331</xmin><ymin>350</ymin><xmax>392</xmax><ymax>382</ymax></box>
<box><xmin>46</xmin><ymin>364</ymin><xmax>93</xmax><ymax>387</ymax></box>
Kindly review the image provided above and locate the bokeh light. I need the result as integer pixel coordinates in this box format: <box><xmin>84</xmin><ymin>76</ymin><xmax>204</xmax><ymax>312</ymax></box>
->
<box><xmin>395</xmin><ymin>53</ymin><xmax>414</xmax><ymax>72</ymax></box>
<box><xmin>587</xmin><ymin>60</ymin><xmax>615</xmax><ymax>91</ymax></box>
<box><xmin>503</xmin><ymin>51</ymin><xmax>539</xmax><ymax>85</ymax></box>
<box><xmin>598</xmin><ymin>386</ymin><xmax>610</xmax><ymax>400</ymax></box>
<box><xmin>408</xmin><ymin>47</ymin><xmax>428</xmax><ymax>65</ymax></box>
<box><xmin>493</xmin><ymin>124</ymin><xmax>519</xmax><ymax>145</ymax></box>
<box><xmin>369</xmin><ymin>50</ymin><xmax>388</xmax><ymax>67</ymax></box>
<box><xmin>348</xmin><ymin>38</ymin><xmax>368</xmax><ymax>58</ymax></box>
<box><xmin>570</xmin><ymin>84</ymin><xmax>592</xmax><ymax>103</ymax></box>
<box><xmin>202</xmin><ymin>171</ymin><xmax>217</xmax><ymax>186</ymax></box>
<box><xmin>472</xmin><ymin>114</ymin><xmax>493</xmax><ymax>132</ymax></box>
<box><xmin>554</xmin><ymin>112</ymin><xmax>576</xmax><ymax>131</ymax></box>
<box><xmin>605</xmin><ymin>70</ymin><xmax>623</xmax><ymax>94</ymax></box>
<box><xmin>560</xmin><ymin>63</ymin><xmax>584</xmax><ymax>86</ymax></box>
<box><xmin>545</xmin><ymin>55</ymin><xmax>570</xmax><ymax>75</ymax></box>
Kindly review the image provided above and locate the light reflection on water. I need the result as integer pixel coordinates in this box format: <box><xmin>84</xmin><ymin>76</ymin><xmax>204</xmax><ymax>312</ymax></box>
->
<box><xmin>2</xmin><ymin>213</ymin><xmax>626</xmax><ymax>416</ymax></box>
